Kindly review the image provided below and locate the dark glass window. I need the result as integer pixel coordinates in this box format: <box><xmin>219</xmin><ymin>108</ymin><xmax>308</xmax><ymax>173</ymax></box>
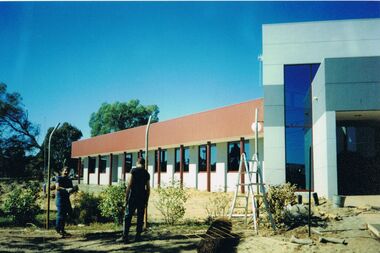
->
<box><xmin>183</xmin><ymin>147</ymin><xmax>190</xmax><ymax>172</ymax></box>
<box><xmin>174</xmin><ymin>147</ymin><xmax>189</xmax><ymax>172</ymax></box>
<box><xmin>244</xmin><ymin>141</ymin><xmax>250</xmax><ymax>160</ymax></box>
<box><xmin>175</xmin><ymin>148</ymin><xmax>181</xmax><ymax>172</ymax></box>
<box><xmin>160</xmin><ymin>149</ymin><xmax>167</xmax><ymax>172</ymax></box>
<box><xmin>154</xmin><ymin>149</ymin><xmax>167</xmax><ymax>173</ymax></box>
<box><xmin>198</xmin><ymin>145</ymin><xmax>207</xmax><ymax>172</ymax></box>
<box><xmin>284</xmin><ymin>64</ymin><xmax>319</xmax><ymax>190</ymax></box>
<box><xmin>99</xmin><ymin>156</ymin><xmax>107</xmax><ymax>173</ymax></box>
<box><xmin>88</xmin><ymin>157</ymin><xmax>96</xmax><ymax>173</ymax></box>
<box><xmin>124</xmin><ymin>153</ymin><xmax>132</xmax><ymax>173</ymax></box>
<box><xmin>228</xmin><ymin>141</ymin><xmax>240</xmax><ymax>171</ymax></box>
<box><xmin>210</xmin><ymin>144</ymin><xmax>217</xmax><ymax>172</ymax></box>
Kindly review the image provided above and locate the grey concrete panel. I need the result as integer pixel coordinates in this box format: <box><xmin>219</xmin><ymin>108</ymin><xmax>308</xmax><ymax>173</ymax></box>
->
<box><xmin>326</xmin><ymin>56</ymin><xmax>380</xmax><ymax>84</ymax></box>
<box><xmin>264</xmin><ymin>105</ymin><xmax>285</xmax><ymax>127</ymax></box>
<box><xmin>264</xmin><ymin>85</ymin><xmax>284</xmax><ymax>106</ymax></box>
<box><xmin>326</xmin><ymin>83</ymin><xmax>380</xmax><ymax>111</ymax></box>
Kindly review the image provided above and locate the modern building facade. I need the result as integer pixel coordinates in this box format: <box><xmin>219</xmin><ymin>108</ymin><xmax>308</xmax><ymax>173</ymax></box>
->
<box><xmin>263</xmin><ymin>18</ymin><xmax>380</xmax><ymax>198</ymax></box>
<box><xmin>72</xmin><ymin>18</ymin><xmax>380</xmax><ymax>197</ymax></box>
<box><xmin>71</xmin><ymin>99</ymin><xmax>264</xmax><ymax>192</ymax></box>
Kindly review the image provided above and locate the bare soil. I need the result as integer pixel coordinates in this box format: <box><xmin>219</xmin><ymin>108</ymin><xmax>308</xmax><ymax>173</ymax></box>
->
<box><xmin>0</xmin><ymin>185</ymin><xmax>379</xmax><ymax>252</ymax></box>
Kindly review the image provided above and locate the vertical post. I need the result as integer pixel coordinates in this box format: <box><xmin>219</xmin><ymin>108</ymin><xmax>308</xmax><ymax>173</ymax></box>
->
<box><xmin>180</xmin><ymin>145</ymin><xmax>184</xmax><ymax>188</ymax></box>
<box><xmin>97</xmin><ymin>155</ymin><xmax>101</xmax><ymax>185</ymax></box>
<box><xmin>46</xmin><ymin>122</ymin><xmax>60</xmax><ymax>230</ymax></box>
<box><xmin>77</xmin><ymin>158</ymin><xmax>81</xmax><ymax>185</ymax></box>
<box><xmin>240</xmin><ymin>137</ymin><xmax>245</xmax><ymax>193</ymax></box>
<box><xmin>109</xmin><ymin>153</ymin><xmax>113</xmax><ymax>186</ymax></box>
<box><xmin>157</xmin><ymin>148</ymin><xmax>161</xmax><ymax>187</ymax></box>
<box><xmin>87</xmin><ymin>156</ymin><xmax>90</xmax><ymax>185</ymax></box>
<box><xmin>122</xmin><ymin>152</ymin><xmax>126</xmax><ymax>182</ymax></box>
<box><xmin>308</xmin><ymin>146</ymin><xmax>312</xmax><ymax>237</ymax></box>
<box><xmin>255</xmin><ymin>108</ymin><xmax>260</xmax><ymax>195</ymax></box>
<box><xmin>206</xmin><ymin>142</ymin><xmax>211</xmax><ymax>192</ymax></box>
<box><xmin>144</xmin><ymin>115</ymin><xmax>153</xmax><ymax>229</ymax></box>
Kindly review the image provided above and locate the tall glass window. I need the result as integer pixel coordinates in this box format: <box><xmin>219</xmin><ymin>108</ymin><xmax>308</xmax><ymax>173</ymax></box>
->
<box><xmin>284</xmin><ymin>64</ymin><xmax>319</xmax><ymax>190</ymax></box>
<box><xmin>88</xmin><ymin>157</ymin><xmax>96</xmax><ymax>173</ymax></box>
<box><xmin>174</xmin><ymin>147</ymin><xmax>189</xmax><ymax>172</ymax></box>
<box><xmin>210</xmin><ymin>144</ymin><xmax>217</xmax><ymax>172</ymax></box>
<box><xmin>198</xmin><ymin>144</ymin><xmax>217</xmax><ymax>172</ymax></box>
<box><xmin>228</xmin><ymin>141</ymin><xmax>240</xmax><ymax>171</ymax></box>
<box><xmin>155</xmin><ymin>149</ymin><xmax>167</xmax><ymax>173</ymax></box>
<box><xmin>124</xmin><ymin>153</ymin><xmax>132</xmax><ymax>173</ymax></box>
<box><xmin>99</xmin><ymin>156</ymin><xmax>107</xmax><ymax>173</ymax></box>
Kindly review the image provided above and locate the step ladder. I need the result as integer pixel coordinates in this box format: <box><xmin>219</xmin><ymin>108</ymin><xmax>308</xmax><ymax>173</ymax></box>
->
<box><xmin>228</xmin><ymin>152</ymin><xmax>276</xmax><ymax>233</ymax></box>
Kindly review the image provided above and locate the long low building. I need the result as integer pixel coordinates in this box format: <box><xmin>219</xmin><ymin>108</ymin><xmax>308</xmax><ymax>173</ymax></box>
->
<box><xmin>71</xmin><ymin>99</ymin><xmax>264</xmax><ymax>192</ymax></box>
<box><xmin>72</xmin><ymin>18</ymin><xmax>380</xmax><ymax>198</ymax></box>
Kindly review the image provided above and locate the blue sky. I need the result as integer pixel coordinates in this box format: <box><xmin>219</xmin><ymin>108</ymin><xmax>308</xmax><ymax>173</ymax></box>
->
<box><xmin>1</xmin><ymin>1</ymin><xmax>380</xmax><ymax>140</ymax></box>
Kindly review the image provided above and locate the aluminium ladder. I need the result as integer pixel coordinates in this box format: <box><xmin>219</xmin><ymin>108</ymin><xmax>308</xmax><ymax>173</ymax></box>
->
<box><xmin>228</xmin><ymin>152</ymin><xmax>276</xmax><ymax>233</ymax></box>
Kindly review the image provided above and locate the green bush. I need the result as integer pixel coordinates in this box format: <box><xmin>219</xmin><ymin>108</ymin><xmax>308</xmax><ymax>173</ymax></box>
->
<box><xmin>2</xmin><ymin>187</ymin><xmax>40</xmax><ymax>225</ymax></box>
<box><xmin>155</xmin><ymin>181</ymin><xmax>189</xmax><ymax>225</ymax></box>
<box><xmin>99</xmin><ymin>184</ymin><xmax>126</xmax><ymax>224</ymax></box>
<box><xmin>205</xmin><ymin>191</ymin><xmax>231</xmax><ymax>220</ymax></box>
<box><xmin>71</xmin><ymin>191</ymin><xmax>101</xmax><ymax>225</ymax></box>
<box><xmin>260</xmin><ymin>183</ymin><xmax>297</xmax><ymax>228</ymax></box>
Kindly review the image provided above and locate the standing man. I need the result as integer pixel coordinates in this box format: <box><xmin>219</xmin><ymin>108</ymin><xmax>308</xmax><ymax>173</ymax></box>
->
<box><xmin>55</xmin><ymin>166</ymin><xmax>74</xmax><ymax>237</ymax></box>
<box><xmin>120</xmin><ymin>157</ymin><xmax>150</xmax><ymax>243</ymax></box>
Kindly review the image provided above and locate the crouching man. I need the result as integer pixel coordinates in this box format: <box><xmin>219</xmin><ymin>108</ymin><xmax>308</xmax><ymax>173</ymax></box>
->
<box><xmin>119</xmin><ymin>157</ymin><xmax>150</xmax><ymax>243</ymax></box>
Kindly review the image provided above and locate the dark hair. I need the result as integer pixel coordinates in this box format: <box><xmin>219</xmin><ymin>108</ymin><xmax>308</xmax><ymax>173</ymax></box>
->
<box><xmin>136</xmin><ymin>157</ymin><xmax>145</xmax><ymax>167</ymax></box>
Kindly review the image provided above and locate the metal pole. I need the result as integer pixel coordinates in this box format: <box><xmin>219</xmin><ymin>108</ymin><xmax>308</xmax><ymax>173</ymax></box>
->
<box><xmin>144</xmin><ymin>115</ymin><xmax>153</xmax><ymax>229</ymax></box>
<box><xmin>46</xmin><ymin>123</ymin><xmax>60</xmax><ymax>230</ymax></box>
<box><xmin>255</xmin><ymin>109</ymin><xmax>259</xmax><ymax>195</ymax></box>
<box><xmin>308</xmin><ymin>146</ymin><xmax>312</xmax><ymax>237</ymax></box>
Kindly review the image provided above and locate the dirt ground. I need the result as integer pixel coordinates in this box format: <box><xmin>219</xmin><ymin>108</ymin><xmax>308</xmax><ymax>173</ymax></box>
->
<box><xmin>0</xmin><ymin>185</ymin><xmax>379</xmax><ymax>252</ymax></box>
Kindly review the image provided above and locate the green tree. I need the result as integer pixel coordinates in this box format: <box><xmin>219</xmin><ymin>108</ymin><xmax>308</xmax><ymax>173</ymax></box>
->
<box><xmin>0</xmin><ymin>83</ymin><xmax>40</xmax><ymax>177</ymax></box>
<box><xmin>38</xmin><ymin>122</ymin><xmax>83</xmax><ymax>174</ymax></box>
<box><xmin>89</xmin><ymin>99</ymin><xmax>159</xmax><ymax>137</ymax></box>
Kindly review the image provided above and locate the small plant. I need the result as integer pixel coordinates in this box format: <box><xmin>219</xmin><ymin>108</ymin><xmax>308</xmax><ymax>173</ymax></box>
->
<box><xmin>71</xmin><ymin>191</ymin><xmax>102</xmax><ymax>225</ymax></box>
<box><xmin>99</xmin><ymin>184</ymin><xmax>126</xmax><ymax>224</ymax></box>
<box><xmin>155</xmin><ymin>181</ymin><xmax>189</xmax><ymax>225</ymax></box>
<box><xmin>205</xmin><ymin>191</ymin><xmax>231</xmax><ymax>220</ymax></box>
<box><xmin>2</xmin><ymin>187</ymin><xmax>41</xmax><ymax>225</ymax></box>
<box><xmin>260</xmin><ymin>183</ymin><xmax>297</xmax><ymax>228</ymax></box>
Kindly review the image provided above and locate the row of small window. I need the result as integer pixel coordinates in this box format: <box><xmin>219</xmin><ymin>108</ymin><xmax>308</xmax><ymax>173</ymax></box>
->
<box><xmin>87</xmin><ymin>140</ymin><xmax>251</xmax><ymax>174</ymax></box>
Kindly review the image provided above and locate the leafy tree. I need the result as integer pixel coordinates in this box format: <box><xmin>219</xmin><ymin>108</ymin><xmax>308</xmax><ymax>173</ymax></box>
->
<box><xmin>0</xmin><ymin>83</ymin><xmax>40</xmax><ymax>177</ymax></box>
<box><xmin>38</xmin><ymin>122</ymin><xmax>83</xmax><ymax>174</ymax></box>
<box><xmin>89</xmin><ymin>99</ymin><xmax>159</xmax><ymax>137</ymax></box>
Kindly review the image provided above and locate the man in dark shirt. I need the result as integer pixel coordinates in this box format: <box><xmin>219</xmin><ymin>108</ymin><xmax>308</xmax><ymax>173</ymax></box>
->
<box><xmin>121</xmin><ymin>157</ymin><xmax>150</xmax><ymax>243</ymax></box>
<box><xmin>55</xmin><ymin>166</ymin><xmax>74</xmax><ymax>237</ymax></box>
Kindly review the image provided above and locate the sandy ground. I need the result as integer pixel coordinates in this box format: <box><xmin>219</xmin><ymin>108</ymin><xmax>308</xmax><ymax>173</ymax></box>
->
<box><xmin>0</xmin><ymin>184</ymin><xmax>379</xmax><ymax>252</ymax></box>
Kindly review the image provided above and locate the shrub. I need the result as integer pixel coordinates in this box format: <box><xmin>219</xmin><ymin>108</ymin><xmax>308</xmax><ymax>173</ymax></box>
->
<box><xmin>71</xmin><ymin>191</ymin><xmax>101</xmax><ymax>225</ymax></box>
<box><xmin>155</xmin><ymin>181</ymin><xmax>189</xmax><ymax>225</ymax></box>
<box><xmin>99</xmin><ymin>184</ymin><xmax>126</xmax><ymax>224</ymax></box>
<box><xmin>205</xmin><ymin>191</ymin><xmax>231</xmax><ymax>220</ymax></box>
<box><xmin>2</xmin><ymin>187</ymin><xmax>40</xmax><ymax>225</ymax></box>
<box><xmin>260</xmin><ymin>183</ymin><xmax>297</xmax><ymax>228</ymax></box>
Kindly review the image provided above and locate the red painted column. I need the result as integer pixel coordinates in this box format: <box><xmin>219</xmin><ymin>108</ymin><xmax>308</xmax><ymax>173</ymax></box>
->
<box><xmin>157</xmin><ymin>148</ymin><xmax>161</xmax><ymax>187</ymax></box>
<box><xmin>87</xmin><ymin>156</ymin><xmax>90</xmax><ymax>185</ymax></box>
<box><xmin>122</xmin><ymin>152</ymin><xmax>126</xmax><ymax>182</ymax></box>
<box><xmin>240</xmin><ymin>138</ymin><xmax>245</xmax><ymax>193</ymax></box>
<box><xmin>180</xmin><ymin>145</ymin><xmax>184</xmax><ymax>188</ymax></box>
<box><xmin>77</xmin><ymin>158</ymin><xmax>81</xmax><ymax>185</ymax></box>
<box><xmin>97</xmin><ymin>155</ymin><xmax>101</xmax><ymax>185</ymax></box>
<box><xmin>206</xmin><ymin>142</ymin><xmax>211</xmax><ymax>192</ymax></box>
<box><xmin>109</xmin><ymin>153</ymin><xmax>113</xmax><ymax>186</ymax></box>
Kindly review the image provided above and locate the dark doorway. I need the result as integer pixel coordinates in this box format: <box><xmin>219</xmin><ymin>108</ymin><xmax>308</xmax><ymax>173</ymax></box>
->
<box><xmin>336</xmin><ymin>117</ymin><xmax>380</xmax><ymax>195</ymax></box>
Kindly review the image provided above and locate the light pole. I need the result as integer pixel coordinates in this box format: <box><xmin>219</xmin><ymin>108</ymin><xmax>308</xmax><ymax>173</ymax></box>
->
<box><xmin>46</xmin><ymin>123</ymin><xmax>60</xmax><ymax>230</ymax></box>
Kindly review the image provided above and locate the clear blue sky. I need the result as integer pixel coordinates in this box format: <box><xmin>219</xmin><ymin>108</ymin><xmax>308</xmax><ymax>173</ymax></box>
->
<box><xmin>1</xmin><ymin>1</ymin><xmax>380</xmax><ymax>140</ymax></box>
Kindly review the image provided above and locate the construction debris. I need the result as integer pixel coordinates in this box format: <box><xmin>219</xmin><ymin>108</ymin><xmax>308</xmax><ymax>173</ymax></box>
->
<box><xmin>367</xmin><ymin>224</ymin><xmax>380</xmax><ymax>238</ymax></box>
<box><xmin>319</xmin><ymin>236</ymin><xmax>347</xmax><ymax>245</ymax></box>
<box><xmin>290</xmin><ymin>235</ymin><xmax>313</xmax><ymax>245</ymax></box>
